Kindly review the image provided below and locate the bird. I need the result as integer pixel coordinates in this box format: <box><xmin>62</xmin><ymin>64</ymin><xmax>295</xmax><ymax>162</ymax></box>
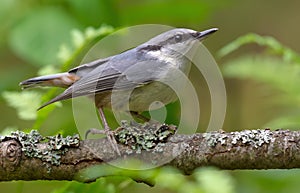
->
<box><xmin>20</xmin><ymin>27</ymin><xmax>218</xmax><ymax>155</ymax></box>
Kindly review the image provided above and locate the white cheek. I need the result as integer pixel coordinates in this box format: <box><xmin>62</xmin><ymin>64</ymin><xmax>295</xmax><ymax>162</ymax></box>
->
<box><xmin>147</xmin><ymin>50</ymin><xmax>177</xmax><ymax>65</ymax></box>
<box><xmin>147</xmin><ymin>50</ymin><xmax>161</xmax><ymax>58</ymax></box>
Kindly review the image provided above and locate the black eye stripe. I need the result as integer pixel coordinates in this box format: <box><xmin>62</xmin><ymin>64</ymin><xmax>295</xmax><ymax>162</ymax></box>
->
<box><xmin>153</xmin><ymin>32</ymin><xmax>192</xmax><ymax>46</ymax></box>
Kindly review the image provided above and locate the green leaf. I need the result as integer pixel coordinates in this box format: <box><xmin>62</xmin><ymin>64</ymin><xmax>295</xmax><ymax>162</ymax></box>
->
<box><xmin>37</xmin><ymin>65</ymin><xmax>60</xmax><ymax>76</ymax></box>
<box><xmin>220</xmin><ymin>34</ymin><xmax>300</xmax><ymax>129</ymax></box>
<box><xmin>263</xmin><ymin>115</ymin><xmax>300</xmax><ymax>129</ymax></box>
<box><xmin>3</xmin><ymin>25</ymin><xmax>113</xmax><ymax>130</ymax></box>
<box><xmin>222</xmin><ymin>55</ymin><xmax>300</xmax><ymax>99</ymax></box>
<box><xmin>194</xmin><ymin>167</ymin><xmax>235</xmax><ymax>193</ymax></box>
<box><xmin>51</xmin><ymin>179</ymin><xmax>115</xmax><ymax>193</ymax></box>
<box><xmin>58</xmin><ymin>24</ymin><xmax>114</xmax><ymax>68</ymax></box>
<box><xmin>9</xmin><ymin>7</ymin><xmax>80</xmax><ymax>66</ymax></box>
<box><xmin>155</xmin><ymin>167</ymin><xmax>186</xmax><ymax>191</ymax></box>
<box><xmin>71</xmin><ymin>29</ymin><xmax>85</xmax><ymax>48</ymax></box>
<box><xmin>77</xmin><ymin>161</ymin><xmax>158</xmax><ymax>186</ymax></box>
<box><xmin>218</xmin><ymin>33</ymin><xmax>300</xmax><ymax>63</ymax></box>
<box><xmin>2</xmin><ymin>91</ymin><xmax>41</xmax><ymax>120</ymax></box>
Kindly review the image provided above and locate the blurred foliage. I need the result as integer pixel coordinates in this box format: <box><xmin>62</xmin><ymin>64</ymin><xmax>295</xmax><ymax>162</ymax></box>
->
<box><xmin>3</xmin><ymin>25</ymin><xmax>114</xmax><ymax>133</ymax></box>
<box><xmin>9</xmin><ymin>7</ymin><xmax>80</xmax><ymax>67</ymax></box>
<box><xmin>3</xmin><ymin>90</ymin><xmax>42</xmax><ymax>120</ymax></box>
<box><xmin>117</xmin><ymin>0</ymin><xmax>226</xmax><ymax>25</ymax></box>
<box><xmin>218</xmin><ymin>32</ymin><xmax>300</xmax><ymax>192</ymax></box>
<box><xmin>52</xmin><ymin>179</ymin><xmax>116</xmax><ymax>193</ymax></box>
<box><xmin>75</xmin><ymin>165</ymin><xmax>235</xmax><ymax>193</ymax></box>
<box><xmin>218</xmin><ymin>33</ymin><xmax>300</xmax><ymax>63</ymax></box>
<box><xmin>220</xmin><ymin>33</ymin><xmax>300</xmax><ymax>128</ymax></box>
<box><xmin>2</xmin><ymin>0</ymin><xmax>300</xmax><ymax>193</ymax></box>
<box><xmin>233</xmin><ymin>170</ymin><xmax>300</xmax><ymax>193</ymax></box>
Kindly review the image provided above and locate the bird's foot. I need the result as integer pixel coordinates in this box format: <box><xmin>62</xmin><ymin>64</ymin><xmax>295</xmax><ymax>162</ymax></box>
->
<box><xmin>85</xmin><ymin>127</ymin><xmax>121</xmax><ymax>156</ymax></box>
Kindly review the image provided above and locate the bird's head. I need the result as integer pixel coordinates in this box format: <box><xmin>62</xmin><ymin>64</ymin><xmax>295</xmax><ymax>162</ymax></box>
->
<box><xmin>142</xmin><ymin>28</ymin><xmax>218</xmax><ymax>56</ymax></box>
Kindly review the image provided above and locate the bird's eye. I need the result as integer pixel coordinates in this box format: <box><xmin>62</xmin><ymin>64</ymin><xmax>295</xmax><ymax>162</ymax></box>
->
<box><xmin>174</xmin><ymin>34</ymin><xmax>182</xmax><ymax>42</ymax></box>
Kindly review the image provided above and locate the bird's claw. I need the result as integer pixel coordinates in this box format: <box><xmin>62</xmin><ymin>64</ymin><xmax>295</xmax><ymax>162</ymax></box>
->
<box><xmin>85</xmin><ymin>127</ymin><xmax>121</xmax><ymax>156</ymax></box>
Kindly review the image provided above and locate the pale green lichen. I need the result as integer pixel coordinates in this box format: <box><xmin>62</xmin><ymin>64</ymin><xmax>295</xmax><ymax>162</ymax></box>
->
<box><xmin>203</xmin><ymin>132</ymin><xmax>228</xmax><ymax>147</ymax></box>
<box><xmin>204</xmin><ymin>129</ymin><xmax>275</xmax><ymax>148</ymax></box>
<box><xmin>115</xmin><ymin>121</ymin><xmax>177</xmax><ymax>152</ymax></box>
<box><xmin>231</xmin><ymin>129</ymin><xmax>275</xmax><ymax>148</ymax></box>
<box><xmin>0</xmin><ymin>130</ymin><xmax>80</xmax><ymax>166</ymax></box>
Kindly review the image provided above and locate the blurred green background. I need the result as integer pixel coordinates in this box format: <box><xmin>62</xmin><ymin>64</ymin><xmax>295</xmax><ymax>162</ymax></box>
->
<box><xmin>1</xmin><ymin>0</ymin><xmax>300</xmax><ymax>193</ymax></box>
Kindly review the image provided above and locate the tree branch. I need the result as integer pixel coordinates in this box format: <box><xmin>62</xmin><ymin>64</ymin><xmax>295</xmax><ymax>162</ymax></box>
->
<box><xmin>1</xmin><ymin>122</ymin><xmax>300</xmax><ymax>182</ymax></box>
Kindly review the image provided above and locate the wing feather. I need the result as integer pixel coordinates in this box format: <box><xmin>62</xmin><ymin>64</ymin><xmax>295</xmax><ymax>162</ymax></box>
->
<box><xmin>39</xmin><ymin>50</ymin><xmax>169</xmax><ymax>109</ymax></box>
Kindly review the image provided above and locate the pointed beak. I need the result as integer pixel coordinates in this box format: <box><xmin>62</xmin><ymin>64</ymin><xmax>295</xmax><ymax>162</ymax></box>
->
<box><xmin>194</xmin><ymin>28</ymin><xmax>218</xmax><ymax>41</ymax></box>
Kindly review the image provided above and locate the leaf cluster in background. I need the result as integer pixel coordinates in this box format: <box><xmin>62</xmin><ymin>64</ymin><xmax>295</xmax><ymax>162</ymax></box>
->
<box><xmin>9</xmin><ymin>7</ymin><xmax>80</xmax><ymax>67</ymax></box>
<box><xmin>69</xmin><ymin>165</ymin><xmax>234</xmax><ymax>193</ymax></box>
<box><xmin>3</xmin><ymin>25</ymin><xmax>114</xmax><ymax>132</ymax></box>
<box><xmin>220</xmin><ymin>33</ymin><xmax>300</xmax><ymax>128</ymax></box>
<box><xmin>2</xmin><ymin>91</ymin><xmax>41</xmax><ymax>120</ymax></box>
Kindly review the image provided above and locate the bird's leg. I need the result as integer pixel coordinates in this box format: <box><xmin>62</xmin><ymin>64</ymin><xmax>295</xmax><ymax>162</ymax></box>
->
<box><xmin>130</xmin><ymin>111</ymin><xmax>150</xmax><ymax>122</ymax></box>
<box><xmin>85</xmin><ymin>107</ymin><xmax>120</xmax><ymax>156</ymax></box>
<box><xmin>130</xmin><ymin>111</ymin><xmax>162</xmax><ymax>125</ymax></box>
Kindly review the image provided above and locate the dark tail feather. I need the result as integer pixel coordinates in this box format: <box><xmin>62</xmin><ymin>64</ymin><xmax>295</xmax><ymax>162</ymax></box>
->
<box><xmin>20</xmin><ymin>72</ymin><xmax>79</xmax><ymax>89</ymax></box>
<box><xmin>37</xmin><ymin>95</ymin><xmax>63</xmax><ymax>110</ymax></box>
<box><xmin>19</xmin><ymin>73</ymin><xmax>81</xmax><ymax>110</ymax></box>
<box><xmin>37</xmin><ymin>87</ymin><xmax>74</xmax><ymax>110</ymax></box>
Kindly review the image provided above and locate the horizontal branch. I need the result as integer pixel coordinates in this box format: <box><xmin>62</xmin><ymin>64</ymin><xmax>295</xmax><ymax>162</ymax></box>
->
<box><xmin>1</xmin><ymin>122</ymin><xmax>300</xmax><ymax>182</ymax></box>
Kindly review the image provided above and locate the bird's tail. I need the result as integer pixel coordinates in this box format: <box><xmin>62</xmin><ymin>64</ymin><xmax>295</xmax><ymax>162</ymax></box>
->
<box><xmin>20</xmin><ymin>72</ymin><xmax>80</xmax><ymax>89</ymax></box>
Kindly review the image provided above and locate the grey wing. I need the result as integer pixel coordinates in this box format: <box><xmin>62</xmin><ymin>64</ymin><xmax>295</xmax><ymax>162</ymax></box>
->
<box><xmin>39</xmin><ymin>58</ymin><xmax>167</xmax><ymax>109</ymax></box>
<box><xmin>71</xmin><ymin>59</ymin><xmax>165</xmax><ymax>96</ymax></box>
<box><xmin>68</xmin><ymin>57</ymin><xmax>111</xmax><ymax>77</ymax></box>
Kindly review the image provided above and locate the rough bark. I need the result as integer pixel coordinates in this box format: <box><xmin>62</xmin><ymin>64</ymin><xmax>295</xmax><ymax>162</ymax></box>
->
<box><xmin>0</xmin><ymin>123</ymin><xmax>300</xmax><ymax>182</ymax></box>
